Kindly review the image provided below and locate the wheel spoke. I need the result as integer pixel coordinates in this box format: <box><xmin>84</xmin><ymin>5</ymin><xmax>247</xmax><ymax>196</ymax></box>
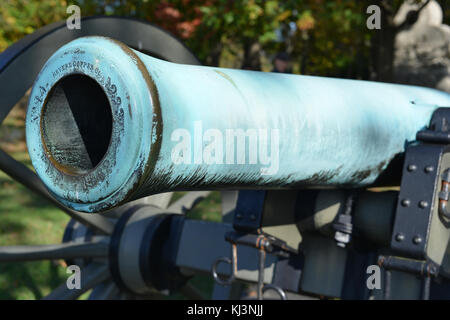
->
<box><xmin>43</xmin><ymin>263</ymin><xmax>109</xmax><ymax>300</ymax></box>
<box><xmin>0</xmin><ymin>148</ymin><xmax>114</xmax><ymax>234</ymax></box>
<box><xmin>167</xmin><ymin>191</ymin><xmax>211</xmax><ymax>214</ymax></box>
<box><xmin>0</xmin><ymin>240</ymin><xmax>109</xmax><ymax>262</ymax></box>
<box><xmin>88</xmin><ymin>281</ymin><xmax>121</xmax><ymax>300</ymax></box>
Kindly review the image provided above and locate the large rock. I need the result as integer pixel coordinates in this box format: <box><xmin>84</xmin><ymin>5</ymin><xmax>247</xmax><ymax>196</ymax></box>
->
<box><xmin>394</xmin><ymin>0</ymin><xmax>450</xmax><ymax>92</ymax></box>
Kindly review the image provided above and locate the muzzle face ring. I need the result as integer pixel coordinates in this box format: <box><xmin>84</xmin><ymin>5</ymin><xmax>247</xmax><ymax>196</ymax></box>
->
<box><xmin>27</xmin><ymin>37</ymin><xmax>160</xmax><ymax>212</ymax></box>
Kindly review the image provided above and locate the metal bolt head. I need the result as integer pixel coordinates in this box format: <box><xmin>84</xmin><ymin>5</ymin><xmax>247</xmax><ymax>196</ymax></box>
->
<box><xmin>419</xmin><ymin>201</ymin><xmax>429</xmax><ymax>208</ymax></box>
<box><xmin>407</xmin><ymin>164</ymin><xmax>417</xmax><ymax>172</ymax></box>
<box><xmin>413</xmin><ymin>236</ymin><xmax>423</xmax><ymax>245</ymax></box>
<box><xmin>424</xmin><ymin>166</ymin><xmax>434</xmax><ymax>173</ymax></box>
<box><xmin>395</xmin><ymin>233</ymin><xmax>405</xmax><ymax>242</ymax></box>
<box><xmin>429</xmin><ymin>265</ymin><xmax>437</xmax><ymax>275</ymax></box>
<box><xmin>401</xmin><ymin>199</ymin><xmax>410</xmax><ymax>207</ymax></box>
<box><xmin>335</xmin><ymin>231</ymin><xmax>350</xmax><ymax>247</ymax></box>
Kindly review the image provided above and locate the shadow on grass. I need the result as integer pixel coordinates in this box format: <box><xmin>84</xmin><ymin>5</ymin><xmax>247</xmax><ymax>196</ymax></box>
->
<box><xmin>0</xmin><ymin>261</ymin><xmax>65</xmax><ymax>299</ymax></box>
<box><xmin>0</xmin><ymin>219</ymin><xmax>26</xmax><ymax>234</ymax></box>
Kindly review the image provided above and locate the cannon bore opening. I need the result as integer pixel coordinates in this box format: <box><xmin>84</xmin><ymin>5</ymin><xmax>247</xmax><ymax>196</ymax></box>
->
<box><xmin>41</xmin><ymin>74</ymin><xmax>113</xmax><ymax>175</ymax></box>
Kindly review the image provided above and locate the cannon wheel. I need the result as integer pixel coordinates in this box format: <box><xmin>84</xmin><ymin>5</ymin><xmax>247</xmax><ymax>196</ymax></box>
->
<box><xmin>0</xmin><ymin>16</ymin><xmax>236</xmax><ymax>299</ymax></box>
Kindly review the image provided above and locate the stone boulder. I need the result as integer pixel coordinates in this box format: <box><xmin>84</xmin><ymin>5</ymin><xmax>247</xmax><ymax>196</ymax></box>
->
<box><xmin>394</xmin><ymin>0</ymin><xmax>450</xmax><ymax>92</ymax></box>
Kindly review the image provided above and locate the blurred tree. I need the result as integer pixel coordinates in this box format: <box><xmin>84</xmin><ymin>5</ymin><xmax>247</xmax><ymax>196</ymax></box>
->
<box><xmin>288</xmin><ymin>1</ymin><xmax>371</xmax><ymax>78</ymax></box>
<box><xmin>0</xmin><ymin>0</ymin><xmax>449</xmax><ymax>78</ymax></box>
<box><xmin>192</xmin><ymin>0</ymin><xmax>300</xmax><ymax>69</ymax></box>
<box><xmin>0</xmin><ymin>0</ymin><xmax>68</xmax><ymax>51</ymax></box>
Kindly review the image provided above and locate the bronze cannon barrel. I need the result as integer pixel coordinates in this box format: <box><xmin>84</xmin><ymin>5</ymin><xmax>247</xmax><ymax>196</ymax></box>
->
<box><xmin>26</xmin><ymin>36</ymin><xmax>450</xmax><ymax>212</ymax></box>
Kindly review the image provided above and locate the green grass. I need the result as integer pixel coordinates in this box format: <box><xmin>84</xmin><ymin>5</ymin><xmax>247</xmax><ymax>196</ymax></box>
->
<box><xmin>173</xmin><ymin>191</ymin><xmax>223</xmax><ymax>222</ymax></box>
<box><xmin>0</xmin><ymin>151</ymin><xmax>71</xmax><ymax>299</ymax></box>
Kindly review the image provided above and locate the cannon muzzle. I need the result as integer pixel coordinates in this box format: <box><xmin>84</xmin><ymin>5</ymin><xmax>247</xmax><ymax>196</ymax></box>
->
<box><xmin>26</xmin><ymin>36</ymin><xmax>450</xmax><ymax>212</ymax></box>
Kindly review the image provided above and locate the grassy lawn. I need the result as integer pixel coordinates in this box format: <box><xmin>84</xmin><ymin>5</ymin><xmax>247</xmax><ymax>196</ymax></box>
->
<box><xmin>0</xmin><ymin>150</ymin><xmax>71</xmax><ymax>299</ymax></box>
<box><xmin>0</xmin><ymin>104</ymin><xmax>223</xmax><ymax>299</ymax></box>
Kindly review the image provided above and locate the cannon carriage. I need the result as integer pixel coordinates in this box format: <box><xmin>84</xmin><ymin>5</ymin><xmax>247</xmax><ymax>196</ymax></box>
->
<box><xmin>2</xmin><ymin>16</ymin><xmax>450</xmax><ymax>300</ymax></box>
